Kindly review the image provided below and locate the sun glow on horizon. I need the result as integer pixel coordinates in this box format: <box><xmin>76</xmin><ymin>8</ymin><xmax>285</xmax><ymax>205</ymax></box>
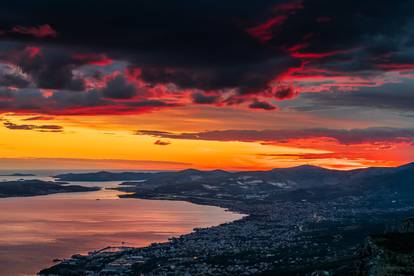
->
<box><xmin>0</xmin><ymin>114</ymin><xmax>411</xmax><ymax>171</ymax></box>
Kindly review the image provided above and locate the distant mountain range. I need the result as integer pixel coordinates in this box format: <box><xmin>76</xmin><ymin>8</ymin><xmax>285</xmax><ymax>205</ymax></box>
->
<box><xmin>54</xmin><ymin>163</ymin><xmax>414</xmax><ymax>204</ymax></box>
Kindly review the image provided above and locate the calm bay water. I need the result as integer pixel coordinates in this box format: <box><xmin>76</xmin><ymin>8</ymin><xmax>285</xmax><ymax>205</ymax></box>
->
<box><xmin>0</xmin><ymin>171</ymin><xmax>244</xmax><ymax>276</ymax></box>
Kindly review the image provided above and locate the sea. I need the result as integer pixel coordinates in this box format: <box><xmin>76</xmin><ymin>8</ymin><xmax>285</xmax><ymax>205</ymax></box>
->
<box><xmin>0</xmin><ymin>170</ymin><xmax>244</xmax><ymax>276</ymax></box>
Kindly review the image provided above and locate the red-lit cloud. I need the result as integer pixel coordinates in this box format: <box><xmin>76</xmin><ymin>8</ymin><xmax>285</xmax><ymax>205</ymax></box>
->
<box><xmin>136</xmin><ymin>128</ymin><xmax>414</xmax><ymax>146</ymax></box>
<box><xmin>273</xmin><ymin>0</ymin><xmax>304</xmax><ymax>12</ymax></box>
<box><xmin>290</xmin><ymin>49</ymin><xmax>350</xmax><ymax>59</ymax></box>
<box><xmin>246</xmin><ymin>16</ymin><xmax>287</xmax><ymax>43</ymax></box>
<box><xmin>24</xmin><ymin>46</ymin><xmax>42</xmax><ymax>59</ymax></box>
<box><xmin>72</xmin><ymin>53</ymin><xmax>113</xmax><ymax>66</ymax></box>
<box><xmin>0</xmin><ymin>0</ymin><xmax>413</xmax><ymax>118</ymax></box>
<box><xmin>11</xmin><ymin>24</ymin><xmax>57</xmax><ymax>38</ymax></box>
<box><xmin>136</xmin><ymin>128</ymin><xmax>414</xmax><ymax>168</ymax></box>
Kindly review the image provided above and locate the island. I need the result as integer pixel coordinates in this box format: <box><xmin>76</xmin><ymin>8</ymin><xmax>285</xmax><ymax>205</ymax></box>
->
<box><xmin>41</xmin><ymin>163</ymin><xmax>414</xmax><ymax>275</ymax></box>
<box><xmin>0</xmin><ymin>180</ymin><xmax>100</xmax><ymax>198</ymax></box>
<box><xmin>0</xmin><ymin>173</ymin><xmax>36</xmax><ymax>177</ymax></box>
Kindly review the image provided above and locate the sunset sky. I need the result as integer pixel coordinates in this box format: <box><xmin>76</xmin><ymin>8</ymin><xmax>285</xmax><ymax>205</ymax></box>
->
<box><xmin>0</xmin><ymin>0</ymin><xmax>413</xmax><ymax>170</ymax></box>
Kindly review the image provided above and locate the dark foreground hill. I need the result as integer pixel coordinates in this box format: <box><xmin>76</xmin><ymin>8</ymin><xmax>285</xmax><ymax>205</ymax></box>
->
<box><xmin>357</xmin><ymin>230</ymin><xmax>414</xmax><ymax>275</ymax></box>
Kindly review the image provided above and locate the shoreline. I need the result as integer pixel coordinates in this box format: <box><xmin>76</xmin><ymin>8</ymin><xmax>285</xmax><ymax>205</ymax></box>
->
<box><xmin>0</xmin><ymin>187</ymin><xmax>242</xmax><ymax>276</ymax></box>
<box><xmin>119</xmin><ymin>192</ymin><xmax>251</xmax><ymax>216</ymax></box>
<box><xmin>40</xmin><ymin>191</ymin><xmax>414</xmax><ymax>275</ymax></box>
<box><xmin>38</xmin><ymin>193</ymin><xmax>276</xmax><ymax>275</ymax></box>
<box><xmin>38</xmin><ymin>164</ymin><xmax>414</xmax><ymax>275</ymax></box>
<box><xmin>38</xmin><ymin>192</ymin><xmax>348</xmax><ymax>275</ymax></box>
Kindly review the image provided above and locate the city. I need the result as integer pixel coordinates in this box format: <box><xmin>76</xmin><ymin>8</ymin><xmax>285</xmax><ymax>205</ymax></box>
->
<box><xmin>41</xmin><ymin>164</ymin><xmax>414</xmax><ymax>275</ymax></box>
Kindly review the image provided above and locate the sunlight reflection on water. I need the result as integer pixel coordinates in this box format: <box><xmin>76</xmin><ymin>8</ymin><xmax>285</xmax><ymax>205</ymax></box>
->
<box><xmin>0</xmin><ymin>171</ymin><xmax>244</xmax><ymax>276</ymax></box>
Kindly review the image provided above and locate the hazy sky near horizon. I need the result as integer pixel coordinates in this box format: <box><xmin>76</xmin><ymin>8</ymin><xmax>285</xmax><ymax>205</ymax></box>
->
<box><xmin>0</xmin><ymin>0</ymin><xmax>413</xmax><ymax>170</ymax></box>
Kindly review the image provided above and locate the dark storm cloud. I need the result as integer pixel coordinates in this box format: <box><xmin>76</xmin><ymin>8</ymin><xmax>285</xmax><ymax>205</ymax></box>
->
<box><xmin>296</xmin><ymin>80</ymin><xmax>414</xmax><ymax>112</ymax></box>
<box><xmin>0</xmin><ymin>72</ymin><xmax>30</xmax><ymax>88</ymax></box>
<box><xmin>139</xmin><ymin>56</ymin><xmax>299</xmax><ymax>94</ymax></box>
<box><xmin>0</xmin><ymin>0</ymin><xmax>292</xmax><ymax>94</ymax></box>
<box><xmin>2</xmin><ymin>1</ymin><xmax>413</xmax><ymax>87</ymax></box>
<box><xmin>20</xmin><ymin>49</ymin><xmax>86</xmax><ymax>91</ymax></box>
<box><xmin>274</xmin><ymin>85</ymin><xmax>298</xmax><ymax>100</ymax></box>
<box><xmin>101</xmin><ymin>75</ymin><xmax>136</xmax><ymax>99</ymax></box>
<box><xmin>11</xmin><ymin>24</ymin><xmax>57</xmax><ymax>38</ymax></box>
<box><xmin>1</xmin><ymin>0</ymin><xmax>414</xmax><ymax>113</ymax></box>
<box><xmin>0</xmin><ymin>42</ymin><xmax>86</xmax><ymax>91</ymax></box>
<box><xmin>191</xmin><ymin>92</ymin><xmax>220</xmax><ymax>105</ymax></box>
<box><xmin>136</xmin><ymin>128</ymin><xmax>414</xmax><ymax>145</ymax></box>
<box><xmin>249</xmin><ymin>100</ymin><xmax>277</xmax><ymax>110</ymax></box>
<box><xmin>126</xmin><ymin>100</ymin><xmax>178</xmax><ymax>108</ymax></box>
<box><xmin>0</xmin><ymin>87</ymin><xmax>176</xmax><ymax>115</ymax></box>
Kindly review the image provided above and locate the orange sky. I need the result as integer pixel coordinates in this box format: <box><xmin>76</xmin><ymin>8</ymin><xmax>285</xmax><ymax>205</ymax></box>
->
<box><xmin>1</xmin><ymin>106</ymin><xmax>412</xmax><ymax>171</ymax></box>
<box><xmin>1</xmin><ymin>1</ymin><xmax>414</xmax><ymax>171</ymax></box>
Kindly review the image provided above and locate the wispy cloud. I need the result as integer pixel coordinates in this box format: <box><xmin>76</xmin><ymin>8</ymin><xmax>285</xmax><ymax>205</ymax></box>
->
<box><xmin>136</xmin><ymin>127</ymin><xmax>414</xmax><ymax>145</ymax></box>
<box><xmin>3</xmin><ymin>120</ymin><xmax>63</xmax><ymax>132</ymax></box>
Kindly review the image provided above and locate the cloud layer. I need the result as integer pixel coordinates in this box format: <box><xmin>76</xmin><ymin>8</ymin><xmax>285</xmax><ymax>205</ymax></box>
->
<box><xmin>136</xmin><ymin>128</ymin><xmax>414</xmax><ymax>145</ymax></box>
<box><xmin>0</xmin><ymin>0</ymin><xmax>414</xmax><ymax>114</ymax></box>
